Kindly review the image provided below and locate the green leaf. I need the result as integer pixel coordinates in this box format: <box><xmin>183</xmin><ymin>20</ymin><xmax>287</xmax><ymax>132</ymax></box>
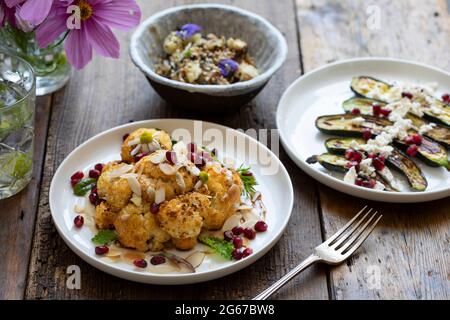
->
<box><xmin>199</xmin><ymin>236</ymin><xmax>234</xmax><ymax>260</ymax></box>
<box><xmin>73</xmin><ymin>178</ymin><xmax>97</xmax><ymax>196</ymax></box>
<box><xmin>91</xmin><ymin>230</ymin><xmax>118</xmax><ymax>245</ymax></box>
<box><xmin>236</xmin><ymin>164</ymin><xmax>258</xmax><ymax>197</ymax></box>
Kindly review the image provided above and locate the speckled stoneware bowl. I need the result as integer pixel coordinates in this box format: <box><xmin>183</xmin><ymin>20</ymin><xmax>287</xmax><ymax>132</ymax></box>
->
<box><xmin>129</xmin><ymin>4</ymin><xmax>287</xmax><ymax>112</ymax></box>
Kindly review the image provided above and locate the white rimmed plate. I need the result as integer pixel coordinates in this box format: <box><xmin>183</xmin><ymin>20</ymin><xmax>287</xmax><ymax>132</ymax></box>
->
<box><xmin>277</xmin><ymin>58</ymin><xmax>450</xmax><ymax>203</ymax></box>
<box><xmin>50</xmin><ymin>119</ymin><xmax>293</xmax><ymax>284</ymax></box>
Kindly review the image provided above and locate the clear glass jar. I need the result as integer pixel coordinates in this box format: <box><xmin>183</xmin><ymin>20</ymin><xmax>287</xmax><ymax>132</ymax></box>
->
<box><xmin>0</xmin><ymin>52</ymin><xmax>35</xmax><ymax>199</ymax></box>
<box><xmin>0</xmin><ymin>24</ymin><xmax>71</xmax><ymax>96</ymax></box>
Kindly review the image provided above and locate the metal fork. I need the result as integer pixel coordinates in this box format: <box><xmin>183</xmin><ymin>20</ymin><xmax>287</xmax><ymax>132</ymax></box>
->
<box><xmin>253</xmin><ymin>206</ymin><xmax>382</xmax><ymax>300</ymax></box>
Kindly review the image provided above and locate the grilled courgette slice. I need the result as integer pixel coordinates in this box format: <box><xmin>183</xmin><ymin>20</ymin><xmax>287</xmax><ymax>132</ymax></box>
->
<box><xmin>350</xmin><ymin>76</ymin><xmax>450</xmax><ymax>127</ymax></box>
<box><xmin>325</xmin><ymin>137</ymin><xmax>427</xmax><ymax>191</ymax></box>
<box><xmin>306</xmin><ymin>153</ymin><xmax>395</xmax><ymax>192</ymax></box>
<box><xmin>342</xmin><ymin>97</ymin><xmax>450</xmax><ymax>148</ymax></box>
<box><xmin>315</xmin><ymin>114</ymin><xmax>449</xmax><ymax>169</ymax></box>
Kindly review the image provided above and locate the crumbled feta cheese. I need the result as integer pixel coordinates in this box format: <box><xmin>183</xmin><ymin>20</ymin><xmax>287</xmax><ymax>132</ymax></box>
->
<box><xmin>410</xmin><ymin>101</ymin><xmax>424</xmax><ymax>117</ymax></box>
<box><xmin>378</xmin><ymin>167</ymin><xmax>400</xmax><ymax>191</ymax></box>
<box><xmin>348</xmin><ymin>117</ymin><xmax>366</xmax><ymax>125</ymax></box>
<box><xmin>387</xmin><ymin>98</ymin><xmax>412</xmax><ymax>122</ymax></box>
<box><xmin>344</xmin><ymin>166</ymin><xmax>357</xmax><ymax>184</ymax></box>
<box><xmin>419</xmin><ymin>123</ymin><xmax>436</xmax><ymax>134</ymax></box>
<box><xmin>359</xmin><ymin>158</ymin><xmax>375</xmax><ymax>176</ymax></box>
<box><xmin>430</xmin><ymin>104</ymin><xmax>443</xmax><ymax>115</ymax></box>
<box><xmin>373</xmin><ymin>181</ymin><xmax>386</xmax><ymax>191</ymax></box>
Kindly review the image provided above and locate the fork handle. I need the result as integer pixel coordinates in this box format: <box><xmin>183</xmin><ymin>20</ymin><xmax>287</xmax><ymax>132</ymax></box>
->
<box><xmin>253</xmin><ymin>254</ymin><xmax>321</xmax><ymax>300</ymax></box>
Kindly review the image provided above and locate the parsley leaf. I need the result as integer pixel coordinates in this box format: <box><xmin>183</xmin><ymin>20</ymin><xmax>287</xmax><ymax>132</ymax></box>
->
<box><xmin>91</xmin><ymin>230</ymin><xmax>118</xmax><ymax>245</ymax></box>
<box><xmin>236</xmin><ymin>164</ymin><xmax>257</xmax><ymax>197</ymax></box>
<box><xmin>199</xmin><ymin>235</ymin><xmax>234</xmax><ymax>260</ymax></box>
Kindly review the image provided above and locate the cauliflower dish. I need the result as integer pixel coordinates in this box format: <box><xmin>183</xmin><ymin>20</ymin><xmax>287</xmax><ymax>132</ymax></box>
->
<box><xmin>70</xmin><ymin>127</ymin><xmax>268</xmax><ymax>272</ymax></box>
<box><xmin>155</xmin><ymin>23</ymin><xmax>259</xmax><ymax>85</ymax></box>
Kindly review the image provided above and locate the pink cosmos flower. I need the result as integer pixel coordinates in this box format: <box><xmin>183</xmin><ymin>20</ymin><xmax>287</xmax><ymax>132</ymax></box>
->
<box><xmin>36</xmin><ymin>0</ymin><xmax>141</xmax><ymax>69</ymax></box>
<box><xmin>4</xmin><ymin>0</ymin><xmax>52</xmax><ymax>26</ymax></box>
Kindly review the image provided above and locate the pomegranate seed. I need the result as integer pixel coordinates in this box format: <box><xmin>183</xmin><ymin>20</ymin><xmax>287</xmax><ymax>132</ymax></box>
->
<box><xmin>352</xmin><ymin>152</ymin><xmax>363</xmax><ymax>163</ymax></box>
<box><xmin>133</xmin><ymin>259</ymin><xmax>148</xmax><ymax>268</ymax></box>
<box><xmin>232</xmin><ymin>248</ymin><xmax>243</xmax><ymax>260</ymax></box>
<box><xmin>150</xmin><ymin>203</ymin><xmax>159</xmax><ymax>214</ymax></box>
<box><xmin>89</xmin><ymin>191</ymin><xmax>99</xmax><ymax>205</ymax></box>
<box><xmin>242</xmin><ymin>248</ymin><xmax>253</xmax><ymax>258</ymax></box>
<box><xmin>372</xmin><ymin>157</ymin><xmax>385</xmax><ymax>171</ymax></box>
<box><xmin>150</xmin><ymin>256</ymin><xmax>166</xmax><ymax>265</ymax></box>
<box><xmin>71</xmin><ymin>178</ymin><xmax>81</xmax><ymax>187</ymax></box>
<box><xmin>254</xmin><ymin>221</ymin><xmax>268</xmax><ymax>232</ymax></box>
<box><xmin>380</xmin><ymin>108</ymin><xmax>391</xmax><ymax>117</ymax></box>
<box><xmin>241</xmin><ymin>171</ymin><xmax>253</xmax><ymax>177</ymax></box>
<box><xmin>223</xmin><ymin>230</ymin><xmax>234</xmax><ymax>241</ymax></box>
<box><xmin>195</xmin><ymin>156</ymin><xmax>207</xmax><ymax>168</ymax></box>
<box><xmin>232</xmin><ymin>226</ymin><xmax>244</xmax><ymax>235</ymax></box>
<box><xmin>345</xmin><ymin>149</ymin><xmax>356</xmax><ymax>160</ymax></box>
<box><xmin>74</xmin><ymin>215</ymin><xmax>84</xmax><ymax>228</ymax></box>
<box><xmin>95</xmin><ymin>246</ymin><xmax>109</xmax><ymax>255</ymax></box>
<box><xmin>89</xmin><ymin>169</ymin><xmax>100</xmax><ymax>179</ymax></box>
<box><xmin>372</xmin><ymin>104</ymin><xmax>381</xmax><ymax>116</ymax></box>
<box><xmin>166</xmin><ymin>151</ymin><xmax>177</xmax><ymax>165</ymax></box>
<box><xmin>442</xmin><ymin>93</ymin><xmax>450</xmax><ymax>102</ymax></box>
<box><xmin>362</xmin><ymin>128</ymin><xmax>372</xmax><ymax>140</ymax></box>
<box><xmin>122</xmin><ymin>133</ymin><xmax>130</xmax><ymax>141</ymax></box>
<box><xmin>355</xmin><ymin>178</ymin><xmax>364</xmax><ymax>186</ymax></box>
<box><xmin>346</xmin><ymin>161</ymin><xmax>359</xmax><ymax>169</ymax></box>
<box><xmin>351</xmin><ymin>108</ymin><xmax>361</xmax><ymax>115</ymax></box>
<box><xmin>406</xmin><ymin>145</ymin><xmax>419</xmax><ymax>157</ymax></box>
<box><xmin>367</xmin><ymin>153</ymin><xmax>376</xmax><ymax>159</ymax></box>
<box><xmin>187</xmin><ymin>142</ymin><xmax>197</xmax><ymax>153</ymax></box>
<box><xmin>411</xmin><ymin>134</ymin><xmax>422</xmax><ymax>145</ymax></box>
<box><xmin>243</xmin><ymin>228</ymin><xmax>256</xmax><ymax>240</ymax></box>
<box><xmin>362</xmin><ymin>179</ymin><xmax>376</xmax><ymax>189</ymax></box>
<box><xmin>71</xmin><ymin>171</ymin><xmax>84</xmax><ymax>180</ymax></box>
<box><xmin>94</xmin><ymin>163</ymin><xmax>104</xmax><ymax>172</ymax></box>
<box><xmin>134</xmin><ymin>152</ymin><xmax>149</xmax><ymax>162</ymax></box>
<box><xmin>233</xmin><ymin>237</ymin><xmax>243</xmax><ymax>248</ymax></box>
<box><xmin>402</xmin><ymin>92</ymin><xmax>413</xmax><ymax>99</ymax></box>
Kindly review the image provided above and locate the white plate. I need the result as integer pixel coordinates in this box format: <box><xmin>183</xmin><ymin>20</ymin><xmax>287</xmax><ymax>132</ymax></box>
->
<box><xmin>50</xmin><ymin>119</ymin><xmax>293</xmax><ymax>284</ymax></box>
<box><xmin>277</xmin><ymin>58</ymin><xmax>450</xmax><ymax>203</ymax></box>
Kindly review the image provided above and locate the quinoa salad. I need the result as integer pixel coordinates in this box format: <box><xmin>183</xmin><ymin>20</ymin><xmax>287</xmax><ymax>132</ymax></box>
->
<box><xmin>155</xmin><ymin>23</ymin><xmax>259</xmax><ymax>85</ymax></box>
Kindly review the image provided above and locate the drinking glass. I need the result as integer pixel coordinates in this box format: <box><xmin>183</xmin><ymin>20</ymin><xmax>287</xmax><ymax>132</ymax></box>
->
<box><xmin>0</xmin><ymin>52</ymin><xmax>35</xmax><ymax>199</ymax></box>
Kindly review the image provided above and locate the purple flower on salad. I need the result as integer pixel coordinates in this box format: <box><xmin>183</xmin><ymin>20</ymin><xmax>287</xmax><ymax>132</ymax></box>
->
<box><xmin>176</xmin><ymin>23</ymin><xmax>201</xmax><ymax>40</ymax></box>
<box><xmin>218</xmin><ymin>59</ymin><xmax>239</xmax><ymax>78</ymax></box>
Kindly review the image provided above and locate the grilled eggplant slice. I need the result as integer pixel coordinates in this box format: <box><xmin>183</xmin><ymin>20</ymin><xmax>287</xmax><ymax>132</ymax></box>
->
<box><xmin>315</xmin><ymin>114</ymin><xmax>450</xmax><ymax>169</ymax></box>
<box><xmin>342</xmin><ymin>97</ymin><xmax>450</xmax><ymax>148</ymax></box>
<box><xmin>350</xmin><ymin>76</ymin><xmax>450</xmax><ymax>126</ymax></box>
<box><xmin>325</xmin><ymin>137</ymin><xmax>427</xmax><ymax>191</ymax></box>
<box><xmin>306</xmin><ymin>153</ymin><xmax>395</xmax><ymax>192</ymax></box>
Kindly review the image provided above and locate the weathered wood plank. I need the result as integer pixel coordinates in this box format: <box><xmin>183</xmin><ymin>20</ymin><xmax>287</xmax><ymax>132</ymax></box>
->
<box><xmin>0</xmin><ymin>96</ymin><xmax>52</xmax><ymax>299</ymax></box>
<box><xmin>296</xmin><ymin>0</ymin><xmax>450</xmax><ymax>299</ymax></box>
<box><xmin>25</xmin><ymin>0</ymin><xmax>328</xmax><ymax>299</ymax></box>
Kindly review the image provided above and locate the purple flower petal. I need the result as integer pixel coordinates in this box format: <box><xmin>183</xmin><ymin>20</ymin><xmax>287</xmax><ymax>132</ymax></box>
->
<box><xmin>64</xmin><ymin>24</ymin><xmax>93</xmax><ymax>69</ymax></box>
<box><xmin>0</xmin><ymin>4</ymin><xmax>5</xmax><ymax>27</ymax></box>
<box><xmin>19</xmin><ymin>0</ymin><xmax>52</xmax><ymax>25</ymax></box>
<box><xmin>176</xmin><ymin>23</ymin><xmax>202</xmax><ymax>40</ymax></box>
<box><xmin>85</xmin><ymin>17</ymin><xmax>120</xmax><ymax>58</ymax></box>
<box><xmin>91</xmin><ymin>0</ymin><xmax>141</xmax><ymax>31</ymax></box>
<box><xmin>35</xmin><ymin>5</ymin><xmax>68</xmax><ymax>48</ymax></box>
<box><xmin>218</xmin><ymin>59</ymin><xmax>239</xmax><ymax>78</ymax></box>
<box><xmin>4</xmin><ymin>0</ymin><xmax>23</xmax><ymax>8</ymax></box>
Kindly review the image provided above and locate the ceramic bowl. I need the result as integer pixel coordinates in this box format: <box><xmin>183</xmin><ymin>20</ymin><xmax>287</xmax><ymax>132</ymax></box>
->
<box><xmin>129</xmin><ymin>4</ymin><xmax>287</xmax><ymax>112</ymax></box>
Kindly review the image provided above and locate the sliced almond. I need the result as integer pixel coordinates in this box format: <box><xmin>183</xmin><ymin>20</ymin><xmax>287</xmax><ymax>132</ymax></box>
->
<box><xmin>74</xmin><ymin>205</ymin><xmax>85</xmax><ymax>214</ymax></box>
<box><xmin>187</xmin><ymin>165</ymin><xmax>200</xmax><ymax>176</ymax></box>
<box><xmin>130</xmin><ymin>144</ymin><xmax>142</xmax><ymax>156</ymax></box>
<box><xmin>237</xmin><ymin>205</ymin><xmax>253</xmax><ymax>211</ymax></box>
<box><xmin>185</xmin><ymin>251</ymin><xmax>206</xmax><ymax>269</ymax></box>
<box><xmin>148</xmin><ymin>150</ymin><xmax>167</xmax><ymax>164</ymax></box>
<box><xmin>141</xmin><ymin>143</ymin><xmax>149</xmax><ymax>153</ymax></box>
<box><xmin>194</xmin><ymin>180</ymin><xmax>203</xmax><ymax>190</ymax></box>
<box><xmin>155</xmin><ymin>187</ymin><xmax>165</xmax><ymax>204</ymax></box>
<box><xmin>125</xmin><ymin>175</ymin><xmax>141</xmax><ymax>196</ymax></box>
<box><xmin>159</xmin><ymin>163</ymin><xmax>177</xmax><ymax>175</ymax></box>
<box><xmin>127</xmin><ymin>137</ymin><xmax>140</xmax><ymax>146</ymax></box>
<box><xmin>175</xmin><ymin>172</ymin><xmax>186</xmax><ymax>192</ymax></box>
<box><xmin>107</xmin><ymin>164</ymin><xmax>133</xmax><ymax>179</ymax></box>
<box><xmin>222</xmin><ymin>214</ymin><xmax>242</xmax><ymax>232</ymax></box>
<box><xmin>146</xmin><ymin>185</ymin><xmax>156</xmax><ymax>201</ymax></box>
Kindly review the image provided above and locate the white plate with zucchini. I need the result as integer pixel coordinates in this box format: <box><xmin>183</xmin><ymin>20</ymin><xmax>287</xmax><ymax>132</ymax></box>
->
<box><xmin>277</xmin><ymin>58</ymin><xmax>450</xmax><ymax>203</ymax></box>
<box><xmin>50</xmin><ymin>119</ymin><xmax>293</xmax><ymax>284</ymax></box>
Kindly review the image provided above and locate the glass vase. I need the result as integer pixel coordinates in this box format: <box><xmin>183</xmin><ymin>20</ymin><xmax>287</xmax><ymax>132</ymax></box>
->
<box><xmin>0</xmin><ymin>24</ymin><xmax>71</xmax><ymax>96</ymax></box>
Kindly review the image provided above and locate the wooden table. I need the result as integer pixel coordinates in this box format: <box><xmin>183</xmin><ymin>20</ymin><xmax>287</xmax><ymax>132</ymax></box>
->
<box><xmin>1</xmin><ymin>0</ymin><xmax>449</xmax><ymax>300</ymax></box>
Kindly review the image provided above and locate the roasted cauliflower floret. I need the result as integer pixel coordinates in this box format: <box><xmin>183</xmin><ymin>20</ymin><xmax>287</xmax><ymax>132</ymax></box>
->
<box><xmin>236</xmin><ymin>62</ymin><xmax>259</xmax><ymax>82</ymax></box>
<box><xmin>94</xmin><ymin>201</ymin><xmax>118</xmax><ymax>229</ymax></box>
<box><xmin>135</xmin><ymin>155</ymin><xmax>198</xmax><ymax>203</ymax></box>
<box><xmin>97</xmin><ymin>162</ymin><xmax>133</xmax><ymax>212</ymax></box>
<box><xmin>163</xmin><ymin>32</ymin><xmax>183</xmax><ymax>54</ymax></box>
<box><xmin>114</xmin><ymin>203</ymin><xmax>170</xmax><ymax>252</ymax></box>
<box><xmin>158</xmin><ymin>192</ymin><xmax>210</xmax><ymax>250</ymax></box>
<box><xmin>121</xmin><ymin>128</ymin><xmax>172</xmax><ymax>163</ymax></box>
<box><xmin>199</xmin><ymin>164</ymin><xmax>243</xmax><ymax>230</ymax></box>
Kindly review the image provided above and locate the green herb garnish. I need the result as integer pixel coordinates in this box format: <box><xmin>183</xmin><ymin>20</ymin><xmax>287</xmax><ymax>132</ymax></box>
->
<box><xmin>91</xmin><ymin>230</ymin><xmax>118</xmax><ymax>245</ymax></box>
<box><xmin>199</xmin><ymin>171</ymin><xmax>209</xmax><ymax>183</ymax></box>
<box><xmin>73</xmin><ymin>178</ymin><xmax>97</xmax><ymax>196</ymax></box>
<box><xmin>199</xmin><ymin>235</ymin><xmax>234</xmax><ymax>260</ymax></box>
<box><xmin>236</xmin><ymin>165</ymin><xmax>257</xmax><ymax>197</ymax></box>
<box><xmin>184</xmin><ymin>49</ymin><xmax>192</xmax><ymax>58</ymax></box>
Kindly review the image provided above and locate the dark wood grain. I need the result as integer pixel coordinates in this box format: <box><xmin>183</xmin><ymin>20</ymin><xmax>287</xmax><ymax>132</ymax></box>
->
<box><xmin>0</xmin><ymin>96</ymin><xmax>52</xmax><ymax>299</ymax></box>
<box><xmin>25</xmin><ymin>0</ymin><xmax>328</xmax><ymax>300</ymax></box>
<box><xmin>296</xmin><ymin>0</ymin><xmax>450</xmax><ymax>299</ymax></box>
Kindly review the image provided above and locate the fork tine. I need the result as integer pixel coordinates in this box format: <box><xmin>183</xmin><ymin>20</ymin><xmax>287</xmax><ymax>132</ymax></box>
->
<box><xmin>339</xmin><ymin>213</ymin><xmax>382</xmax><ymax>256</ymax></box>
<box><xmin>330</xmin><ymin>209</ymin><xmax>374</xmax><ymax>249</ymax></box>
<box><xmin>324</xmin><ymin>206</ymin><xmax>371</xmax><ymax>245</ymax></box>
